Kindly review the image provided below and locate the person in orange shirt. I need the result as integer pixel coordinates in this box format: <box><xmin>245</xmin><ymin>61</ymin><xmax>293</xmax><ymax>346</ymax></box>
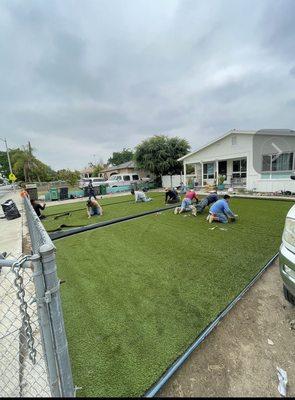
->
<box><xmin>20</xmin><ymin>189</ymin><xmax>29</xmax><ymax>198</ymax></box>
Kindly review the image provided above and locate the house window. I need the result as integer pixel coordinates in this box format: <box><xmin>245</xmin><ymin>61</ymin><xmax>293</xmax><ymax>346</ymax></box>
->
<box><xmin>232</xmin><ymin>159</ymin><xmax>247</xmax><ymax>178</ymax></box>
<box><xmin>132</xmin><ymin>174</ymin><xmax>139</xmax><ymax>180</ymax></box>
<box><xmin>232</xmin><ymin>135</ymin><xmax>237</xmax><ymax>145</ymax></box>
<box><xmin>203</xmin><ymin>162</ymin><xmax>215</xmax><ymax>180</ymax></box>
<box><xmin>123</xmin><ymin>175</ymin><xmax>131</xmax><ymax>181</ymax></box>
<box><xmin>262</xmin><ymin>152</ymin><xmax>293</xmax><ymax>172</ymax></box>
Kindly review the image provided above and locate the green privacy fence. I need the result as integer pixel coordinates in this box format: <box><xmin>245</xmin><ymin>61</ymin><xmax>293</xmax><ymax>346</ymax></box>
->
<box><xmin>44</xmin><ymin>182</ymin><xmax>158</xmax><ymax>201</ymax></box>
<box><xmin>45</xmin><ymin>189</ymin><xmax>84</xmax><ymax>201</ymax></box>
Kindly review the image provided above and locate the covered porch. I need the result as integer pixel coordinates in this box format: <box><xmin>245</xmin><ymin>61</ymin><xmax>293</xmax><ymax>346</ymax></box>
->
<box><xmin>183</xmin><ymin>157</ymin><xmax>248</xmax><ymax>189</ymax></box>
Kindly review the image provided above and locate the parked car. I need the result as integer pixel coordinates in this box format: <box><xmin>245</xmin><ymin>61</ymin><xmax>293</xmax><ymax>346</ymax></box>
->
<box><xmin>79</xmin><ymin>177</ymin><xmax>105</xmax><ymax>189</ymax></box>
<box><xmin>104</xmin><ymin>173</ymin><xmax>149</xmax><ymax>188</ymax></box>
<box><xmin>279</xmin><ymin>203</ymin><xmax>295</xmax><ymax>305</ymax></box>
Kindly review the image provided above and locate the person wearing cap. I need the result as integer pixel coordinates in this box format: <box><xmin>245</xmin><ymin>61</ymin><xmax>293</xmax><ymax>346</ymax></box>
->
<box><xmin>174</xmin><ymin>190</ymin><xmax>198</xmax><ymax>216</ymax></box>
<box><xmin>207</xmin><ymin>194</ymin><xmax>237</xmax><ymax>223</ymax></box>
<box><xmin>196</xmin><ymin>191</ymin><xmax>218</xmax><ymax>214</ymax></box>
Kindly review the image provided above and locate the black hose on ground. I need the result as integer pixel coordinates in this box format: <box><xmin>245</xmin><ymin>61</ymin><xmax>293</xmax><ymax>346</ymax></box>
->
<box><xmin>50</xmin><ymin>204</ymin><xmax>178</xmax><ymax>240</ymax></box>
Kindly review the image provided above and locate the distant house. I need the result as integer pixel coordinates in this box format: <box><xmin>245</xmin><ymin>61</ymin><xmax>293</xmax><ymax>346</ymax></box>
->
<box><xmin>101</xmin><ymin>161</ymin><xmax>153</xmax><ymax>180</ymax></box>
<box><xmin>80</xmin><ymin>166</ymin><xmax>104</xmax><ymax>179</ymax></box>
<box><xmin>178</xmin><ymin>129</ymin><xmax>295</xmax><ymax>193</ymax></box>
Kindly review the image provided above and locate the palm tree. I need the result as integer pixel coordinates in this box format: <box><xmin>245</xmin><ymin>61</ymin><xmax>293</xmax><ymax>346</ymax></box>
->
<box><xmin>22</xmin><ymin>142</ymin><xmax>40</xmax><ymax>182</ymax></box>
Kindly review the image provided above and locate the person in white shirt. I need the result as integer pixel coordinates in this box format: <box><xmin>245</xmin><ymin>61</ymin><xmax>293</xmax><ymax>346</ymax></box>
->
<box><xmin>131</xmin><ymin>189</ymin><xmax>152</xmax><ymax>202</ymax></box>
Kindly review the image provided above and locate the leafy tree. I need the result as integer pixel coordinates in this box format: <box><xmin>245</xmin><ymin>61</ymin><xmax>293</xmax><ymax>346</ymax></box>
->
<box><xmin>108</xmin><ymin>148</ymin><xmax>134</xmax><ymax>166</ymax></box>
<box><xmin>134</xmin><ymin>135</ymin><xmax>190</xmax><ymax>176</ymax></box>
<box><xmin>186</xmin><ymin>164</ymin><xmax>195</xmax><ymax>174</ymax></box>
<box><xmin>92</xmin><ymin>163</ymin><xmax>104</xmax><ymax>176</ymax></box>
<box><xmin>56</xmin><ymin>169</ymin><xmax>81</xmax><ymax>186</ymax></box>
<box><xmin>10</xmin><ymin>145</ymin><xmax>56</xmax><ymax>182</ymax></box>
<box><xmin>0</xmin><ymin>151</ymin><xmax>10</xmax><ymax>177</ymax></box>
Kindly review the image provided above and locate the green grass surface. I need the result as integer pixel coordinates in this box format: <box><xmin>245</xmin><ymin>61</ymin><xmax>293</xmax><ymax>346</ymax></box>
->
<box><xmin>55</xmin><ymin>198</ymin><xmax>292</xmax><ymax>397</ymax></box>
<box><xmin>43</xmin><ymin>192</ymin><xmax>170</xmax><ymax>232</ymax></box>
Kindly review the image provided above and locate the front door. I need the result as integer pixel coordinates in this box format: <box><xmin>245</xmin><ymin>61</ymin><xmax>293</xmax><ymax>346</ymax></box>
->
<box><xmin>218</xmin><ymin>161</ymin><xmax>227</xmax><ymax>177</ymax></box>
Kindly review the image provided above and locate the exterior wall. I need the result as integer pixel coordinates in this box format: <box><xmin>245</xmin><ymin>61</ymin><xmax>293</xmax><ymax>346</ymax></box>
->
<box><xmin>255</xmin><ymin>179</ymin><xmax>295</xmax><ymax>192</ymax></box>
<box><xmin>195</xmin><ymin>163</ymin><xmax>202</xmax><ymax>185</ymax></box>
<box><xmin>182</xmin><ymin>132</ymin><xmax>295</xmax><ymax>192</ymax></box>
<box><xmin>183</xmin><ymin>133</ymin><xmax>253</xmax><ymax>164</ymax></box>
<box><xmin>183</xmin><ymin>133</ymin><xmax>259</xmax><ymax>188</ymax></box>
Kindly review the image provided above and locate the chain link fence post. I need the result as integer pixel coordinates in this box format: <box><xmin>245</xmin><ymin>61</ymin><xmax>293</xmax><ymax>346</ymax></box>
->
<box><xmin>30</xmin><ymin>254</ymin><xmax>62</xmax><ymax>397</ymax></box>
<box><xmin>39</xmin><ymin>243</ymin><xmax>74</xmax><ymax>397</ymax></box>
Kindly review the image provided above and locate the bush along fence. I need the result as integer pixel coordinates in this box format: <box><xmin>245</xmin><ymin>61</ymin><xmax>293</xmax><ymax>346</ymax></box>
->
<box><xmin>0</xmin><ymin>196</ymin><xmax>75</xmax><ymax>397</ymax></box>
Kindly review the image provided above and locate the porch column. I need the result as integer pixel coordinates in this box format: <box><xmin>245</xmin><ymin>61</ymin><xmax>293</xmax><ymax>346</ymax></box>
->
<box><xmin>201</xmin><ymin>163</ymin><xmax>204</xmax><ymax>187</ymax></box>
<box><xmin>215</xmin><ymin>160</ymin><xmax>219</xmax><ymax>184</ymax></box>
<box><xmin>183</xmin><ymin>163</ymin><xmax>187</xmax><ymax>185</ymax></box>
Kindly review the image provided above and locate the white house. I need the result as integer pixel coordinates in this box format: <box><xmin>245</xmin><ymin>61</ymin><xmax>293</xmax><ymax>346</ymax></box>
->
<box><xmin>179</xmin><ymin>129</ymin><xmax>295</xmax><ymax>193</ymax></box>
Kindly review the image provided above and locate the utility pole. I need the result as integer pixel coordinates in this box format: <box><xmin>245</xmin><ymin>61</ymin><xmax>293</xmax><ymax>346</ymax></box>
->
<box><xmin>0</xmin><ymin>137</ymin><xmax>13</xmax><ymax>175</ymax></box>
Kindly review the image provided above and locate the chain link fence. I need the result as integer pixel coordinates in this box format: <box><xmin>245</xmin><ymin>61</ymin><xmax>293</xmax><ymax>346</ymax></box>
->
<box><xmin>0</xmin><ymin>196</ymin><xmax>75</xmax><ymax>397</ymax></box>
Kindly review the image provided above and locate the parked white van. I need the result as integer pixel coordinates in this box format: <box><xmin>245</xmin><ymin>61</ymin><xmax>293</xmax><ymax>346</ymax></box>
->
<box><xmin>280</xmin><ymin>203</ymin><xmax>295</xmax><ymax>305</ymax></box>
<box><xmin>104</xmin><ymin>173</ymin><xmax>149</xmax><ymax>188</ymax></box>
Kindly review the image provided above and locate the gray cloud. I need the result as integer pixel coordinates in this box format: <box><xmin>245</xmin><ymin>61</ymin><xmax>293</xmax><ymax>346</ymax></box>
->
<box><xmin>0</xmin><ymin>0</ymin><xmax>295</xmax><ymax>170</ymax></box>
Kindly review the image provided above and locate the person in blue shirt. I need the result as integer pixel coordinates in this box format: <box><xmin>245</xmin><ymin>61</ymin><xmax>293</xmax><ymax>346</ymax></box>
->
<box><xmin>178</xmin><ymin>182</ymin><xmax>187</xmax><ymax>195</ymax></box>
<box><xmin>208</xmin><ymin>194</ymin><xmax>237</xmax><ymax>223</ymax></box>
<box><xmin>196</xmin><ymin>191</ymin><xmax>218</xmax><ymax>214</ymax></box>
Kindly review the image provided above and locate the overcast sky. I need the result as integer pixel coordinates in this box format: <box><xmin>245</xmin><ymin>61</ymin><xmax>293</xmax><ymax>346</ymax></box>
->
<box><xmin>1</xmin><ymin>0</ymin><xmax>295</xmax><ymax>170</ymax></box>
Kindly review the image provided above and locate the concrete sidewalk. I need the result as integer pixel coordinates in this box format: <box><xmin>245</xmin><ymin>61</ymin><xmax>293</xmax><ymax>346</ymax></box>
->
<box><xmin>0</xmin><ymin>189</ymin><xmax>23</xmax><ymax>258</ymax></box>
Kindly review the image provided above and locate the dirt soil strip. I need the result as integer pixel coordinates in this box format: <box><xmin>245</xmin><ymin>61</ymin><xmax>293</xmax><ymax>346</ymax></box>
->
<box><xmin>159</xmin><ymin>259</ymin><xmax>295</xmax><ymax>398</ymax></box>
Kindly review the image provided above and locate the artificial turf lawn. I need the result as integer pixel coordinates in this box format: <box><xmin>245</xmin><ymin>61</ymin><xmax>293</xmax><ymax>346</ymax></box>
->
<box><xmin>42</xmin><ymin>192</ymin><xmax>172</xmax><ymax>232</ymax></box>
<box><xmin>55</xmin><ymin>198</ymin><xmax>292</xmax><ymax>397</ymax></box>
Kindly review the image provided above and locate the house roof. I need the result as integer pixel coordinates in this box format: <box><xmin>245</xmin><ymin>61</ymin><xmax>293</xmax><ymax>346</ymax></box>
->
<box><xmin>178</xmin><ymin>128</ymin><xmax>295</xmax><ymax>161</ymax></box>
<box><xmin>102</xmin><ymin>160</ymin><xmax>135</xmax><ymax>172</ymax></box>
<box><xmin>80</xmin><ymin>166</ymin><xmax>94</xmax><ymax>174</ymax></box>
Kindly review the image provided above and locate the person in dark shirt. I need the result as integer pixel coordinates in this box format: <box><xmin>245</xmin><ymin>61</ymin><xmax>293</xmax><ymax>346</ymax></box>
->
<box><xmin>30</xmin><ymin>199</ymin><xmax>46</xmax><ymax>219</ymax></box>
<box><xmin>165</xmin><ymin>188</ymin><xmax>180</xmax><ymax>204</ymax></box>
<box><xmin>196</xmin><ymin>191</ymin><xmax>218</xmax><ymax>214</ymax></box>
<box><xmin>88</xmin><ymin>181</ymin><xmax>97</xmax><ymax>200</ymax></box>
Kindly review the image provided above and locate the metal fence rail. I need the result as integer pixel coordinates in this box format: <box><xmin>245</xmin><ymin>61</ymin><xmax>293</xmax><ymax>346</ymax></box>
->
<box><xmin>0</xmin><ymin>196</ymin><xmax>75</xmax><ymax>397</ymax></box>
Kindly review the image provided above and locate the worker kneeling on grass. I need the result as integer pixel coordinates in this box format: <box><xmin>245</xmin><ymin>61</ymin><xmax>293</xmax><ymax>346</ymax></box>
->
<box><xmin>131</xmin><ymin>188</ymin><xmax>152</xmax><ymax>202</ymax></box>
<box><xmin>196</xmin><ymin>191</ymin><xmax>218</xmax><ymax>214</ymax></box>
<box><xmin>165</xmin><ymin>187</ymin><xmax>180</xmax><ymax>204</ymax></box>
<box><xmin>174</xmin><ymin>190</ymin><xmax>198</xmax><ymax>216</ymax></box>
<box><xmin>31</xmin><ymin>199</ymin><xmax>46</xmax><ymax>220</ymax></box>
<box><xmin>86</xmin><ymin>198</ymin><xmax>103</xmax><ymax>218</ymax></box>
<box><xmin>207</xmin><ymin>194</ymin><xmax>238</xmax><ymax>224</ymax></box>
